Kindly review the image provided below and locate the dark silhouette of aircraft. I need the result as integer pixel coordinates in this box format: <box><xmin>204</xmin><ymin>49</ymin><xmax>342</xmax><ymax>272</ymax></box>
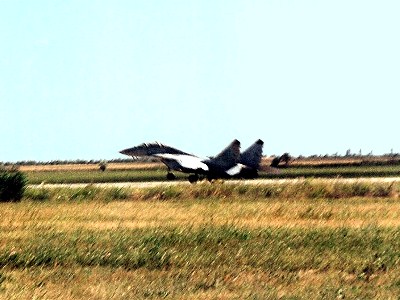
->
<box><xmin>120</xmin><ymin>139</ymin><xmax>264</xmax><ymax>183</ymax></box>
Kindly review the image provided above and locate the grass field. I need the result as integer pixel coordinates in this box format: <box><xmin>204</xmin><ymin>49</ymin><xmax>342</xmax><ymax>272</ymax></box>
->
<box><xmin>19</xmin><ymin>162</ymin><xmax>400</xmax><ymax>185</ymax></box>
<box><xmin>1</xmin><ymin>181</ymin><xmax>400</xmax><ymax>299</ymax></box>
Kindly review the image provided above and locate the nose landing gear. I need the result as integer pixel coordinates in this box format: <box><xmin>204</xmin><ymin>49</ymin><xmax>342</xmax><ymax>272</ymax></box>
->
<box><xmin>166</xmin><ymin>172</ymin><xmax>176</xmax><ymax>180</ymax></box>
<box><xmin>188</xmin><ymin>174</ymin><xmax>199</xmax><ymax>184</ymax></box>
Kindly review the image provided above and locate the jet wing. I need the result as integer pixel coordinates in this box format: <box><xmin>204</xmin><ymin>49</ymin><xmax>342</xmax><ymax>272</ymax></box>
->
<box><xmin>154</xmin><ymin>154</ymin><xmax>209</xmax><ymax>172</ymax></box>
<box><xmin>120</xmin><ymin>142</ymin><xmax>190</xmax><ymax>157</ymax></box>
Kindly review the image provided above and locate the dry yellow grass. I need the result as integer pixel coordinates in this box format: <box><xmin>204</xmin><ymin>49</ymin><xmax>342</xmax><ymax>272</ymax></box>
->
<box><xmin>3</xmin><ymin>266</ymin><xmax>395</xmax><ymax>300</ymax></box>
<box><xmin>2</xmin><ymin>197</ymin><xmax>400</xmax><ymax>236</ymax></box>
<box><xmin>1</xmin><ymin>196</ymin><xmax>400</xmax><ymax>299</ymax></box>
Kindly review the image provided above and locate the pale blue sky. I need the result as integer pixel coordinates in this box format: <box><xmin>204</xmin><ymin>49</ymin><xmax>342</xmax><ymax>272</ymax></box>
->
<box><xmin>1</xmin><ymin>1</ymin><xmax>399</xmax><ymax>162</ymax></box>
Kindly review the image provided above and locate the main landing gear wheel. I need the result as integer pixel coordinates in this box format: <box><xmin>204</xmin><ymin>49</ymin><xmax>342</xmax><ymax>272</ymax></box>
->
<box><xmin>188</xmin><ymin>174</ymin><xmax>199</xmax><ymax>184</ymax></box>
<box><xmin>166</xmin><ymin>172</ymin><xmax>176</xmax><ymax>180</ymax></box>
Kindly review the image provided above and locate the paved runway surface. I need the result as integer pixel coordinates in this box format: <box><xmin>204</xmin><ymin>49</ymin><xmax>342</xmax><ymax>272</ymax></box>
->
<box><xmin>30</xmin><ymin>177</ymin><xmax>400</xmax><ymax>189</ymax></box>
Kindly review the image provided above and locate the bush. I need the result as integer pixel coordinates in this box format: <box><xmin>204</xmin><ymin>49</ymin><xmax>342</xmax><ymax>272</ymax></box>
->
<box><xmin>25</xmin><ymin>188</ymin><xmax>51</xmax><ymax>201</ymax></box>
<box><xmin>0</xmin><ymin>169</ymin><xmax>28</xmax><ymax>202</ymax></box>
<box><xmin>99</xmin><ymin>160</ymin><xmax>107</xmax><ymax>172</ymax></box>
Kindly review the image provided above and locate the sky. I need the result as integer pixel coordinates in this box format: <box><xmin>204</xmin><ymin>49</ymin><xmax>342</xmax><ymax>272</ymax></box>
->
<box><xmin>1</xmin><ymin>0</ymin><xmax>399</xmax><ymax>162</ymax></box>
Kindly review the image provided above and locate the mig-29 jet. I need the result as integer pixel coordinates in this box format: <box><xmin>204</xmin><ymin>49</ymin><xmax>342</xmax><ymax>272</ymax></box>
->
<box><xmin>119</xmin><ymin>139</ymin><xmax>264</xmax><ymax>183</ymax></box>
<box><xmin>120</xmin><ymin>139</ymin><xmax>240</xmax><ymax>183</ymax></box>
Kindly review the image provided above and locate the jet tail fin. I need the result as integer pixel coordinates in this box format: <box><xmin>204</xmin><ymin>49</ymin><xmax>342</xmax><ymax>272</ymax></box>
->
<box><xmin>240</xmin><ymin>139</ymin><xmax>264</xmax><ymax>170</ymax></box>
<box><xmin>207</xmin><ymin>139</ymin><xmax>241</xmax><ymax>170</ymax></box>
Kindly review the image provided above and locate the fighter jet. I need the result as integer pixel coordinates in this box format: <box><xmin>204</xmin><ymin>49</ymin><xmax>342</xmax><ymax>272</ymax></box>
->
<box><xmin>120</xmin><ymin>140</ymin><xmax>241</xmax><ymax>183</ymax></box>
<box><xmin>120</xmin><ymin>139</ymin><xmax>265</xmax><ymax>182</ymax></box>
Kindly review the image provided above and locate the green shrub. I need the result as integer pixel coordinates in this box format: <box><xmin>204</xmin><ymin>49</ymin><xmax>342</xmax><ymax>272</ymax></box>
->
<box><xmin>25</xmin><ymin>188</ymin><xmax>51</xmax><ymax>201</ymax></box>
<box><xmin>106</xmin><ymin>188</ymin><xmax>130</xmax><ymax>200</ymax></box>
<box><xmin>69</xmin><ymin>186</ymin><xmax>99</xmax><ymax>201</ymax></box>
<box><xmin>0</xmin><ymin>169</ymin><xmax>27</xmax><ymax>202</ymax></box>
<box><xmin>370</xmin><ymin>183</ymin><xmax>393</xmax><ymax>197</ymax></box>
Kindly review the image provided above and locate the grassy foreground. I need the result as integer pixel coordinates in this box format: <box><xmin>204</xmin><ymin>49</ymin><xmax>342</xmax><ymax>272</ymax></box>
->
<box><xmin>1</xmin><ymin>182</ymin><xmax>400</xmax><ymax>299</ymax></box>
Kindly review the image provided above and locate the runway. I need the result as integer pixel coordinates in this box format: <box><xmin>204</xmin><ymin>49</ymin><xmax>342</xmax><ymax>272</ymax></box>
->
<box><xmin>29</xmin><ymin>177</ymin><xmax>400</xmax><ymax>189</ymax></box>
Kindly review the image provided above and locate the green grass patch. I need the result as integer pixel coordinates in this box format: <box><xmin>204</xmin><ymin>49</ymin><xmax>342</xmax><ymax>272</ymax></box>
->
<box><xmin>266</xmin><ymin>165</ymin><xmax>400</xmax><ymax>179</ymax></box>
<box><xmin>1</xmin><ymin>226</ymin><xmax>400</xmax><ymax>298</ymax></box>
<box><xmin>26</xmin><ymin>169</ymin><xmax>186</xmax><ymax>185</ymax></box>
<box><xmin>1</xmin><ymin>225</ymin><xmax>399</xmax><ymax>275</ymax></box>
<box><xmin>24</xmin><ymin>180</ymin><xmax>400</xmax><ymax>202</ymax></box>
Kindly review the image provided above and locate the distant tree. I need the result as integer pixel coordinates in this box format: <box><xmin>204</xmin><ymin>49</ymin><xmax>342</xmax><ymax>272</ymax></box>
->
<box><xmin>270</xmin><ymin>157</ymin><xmax>280</xmax><ymax>168</ymax></box>
<box><xmin>99</xmin><ymin>160</ymin><xmax>107</xmax><ymax>172</ymax></box>
<box><xmin>281</xmin><ymin>153</ymin><xmax>291</xmax><ymax>166</ymax></box>
<box><xmin>270</xmin><ymin>153</ymin><xmax>291</xmax><ymax>168</ymax></box>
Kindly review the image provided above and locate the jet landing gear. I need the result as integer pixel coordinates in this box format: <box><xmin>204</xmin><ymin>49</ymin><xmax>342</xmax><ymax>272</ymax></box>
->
<box><xmin>188</xmin><ymin>174</ymin><xmax>199</xmax><ymax>184</ymax></box>
<box><xmin>166</xmin><ymin>172</ymin><xmax>176</xmax><ymax>180</ymax></box>
<box><xmin>166</xmin><ymin>172</ymin><xmax>199</xmax><ymax>183</ymax></box>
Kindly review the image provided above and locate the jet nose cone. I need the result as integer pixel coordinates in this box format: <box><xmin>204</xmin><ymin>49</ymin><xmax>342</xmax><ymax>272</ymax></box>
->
<box><xmin>119</xmin><ymin>148</ymin><xmax>131</xmax><ymax>156</ymax></box>
<box><xmin>119</xmin><ymin>147</ymin><xmax>142</xmax><ymax>156</ymax></box>
<box><xmin>119</xmin><ymin>149</ymin><xmax>129</xmax><ymax>155</ymax></box>
<box><xmin>119</xmin><ymin>144</ymin><xmax>150</xmax><ymax>157</ymax></box>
